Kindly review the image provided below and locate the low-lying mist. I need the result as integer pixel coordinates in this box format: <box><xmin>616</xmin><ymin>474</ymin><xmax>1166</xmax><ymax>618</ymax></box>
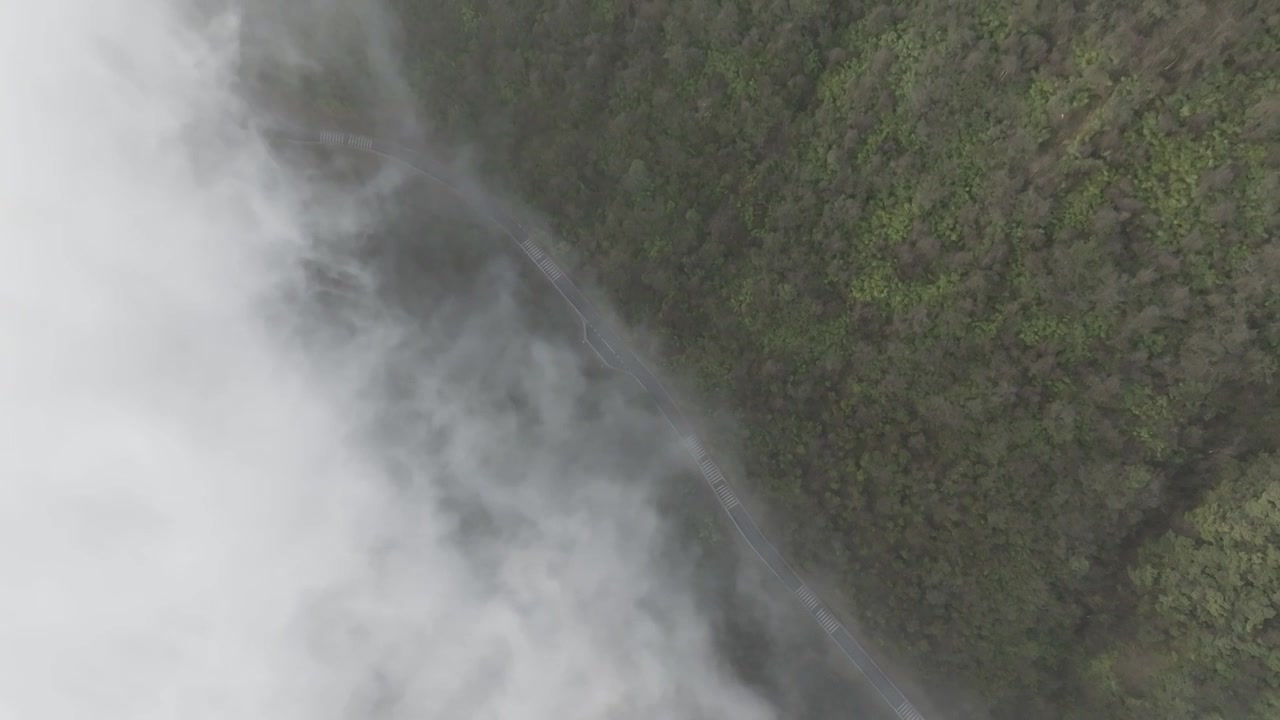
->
<box><xmin>0</xmin><ymin>1</ymin><xmax>783</xmax><ymax>718</ymax></box>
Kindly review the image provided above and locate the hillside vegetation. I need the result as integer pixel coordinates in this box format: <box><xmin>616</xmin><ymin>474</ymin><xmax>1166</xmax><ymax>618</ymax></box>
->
<box><xmin>384</xmin><ymin>0</ymin><xmax>1278</xmax><ymax>717</ymax></box>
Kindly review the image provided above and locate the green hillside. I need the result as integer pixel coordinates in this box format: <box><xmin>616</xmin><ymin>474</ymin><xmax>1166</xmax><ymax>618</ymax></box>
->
<box><xmin>384</xmin><ymin>0</ymin><xmax>1279</xmax><ymax>716</ymax></box>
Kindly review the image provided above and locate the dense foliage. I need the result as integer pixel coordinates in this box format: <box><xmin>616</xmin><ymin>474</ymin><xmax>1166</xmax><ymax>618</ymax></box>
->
<box><xmin>383</xmin><ymin>0</ymin><xmax>1279</xmax><ymax>716</ymax></box>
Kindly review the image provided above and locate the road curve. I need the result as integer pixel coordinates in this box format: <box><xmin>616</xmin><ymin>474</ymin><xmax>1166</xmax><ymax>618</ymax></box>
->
<box><xmin>265</xmin><ymin>125</ymin><xmax>928</xmax><ymax>720</ymax></box>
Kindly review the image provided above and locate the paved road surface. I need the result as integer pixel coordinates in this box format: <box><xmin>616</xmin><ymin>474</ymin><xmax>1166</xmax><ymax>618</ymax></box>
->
<box><xmin>265</xmin><ymin>126</ymin><xmax>928</xmax><ymax>720</ymax></box>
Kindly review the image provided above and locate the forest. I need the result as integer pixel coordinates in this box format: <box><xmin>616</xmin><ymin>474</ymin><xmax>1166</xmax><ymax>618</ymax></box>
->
<box><xmin>363</xmin><ymin>0</ymin><xmax>1277</xmax><ymax>717</ymax></box>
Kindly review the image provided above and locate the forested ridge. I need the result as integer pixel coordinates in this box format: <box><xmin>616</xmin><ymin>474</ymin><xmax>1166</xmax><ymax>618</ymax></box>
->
<box><xmin>375</xmin><ymin>0</ymin><xmax>1278</xmax><ymax>717</ymax></box>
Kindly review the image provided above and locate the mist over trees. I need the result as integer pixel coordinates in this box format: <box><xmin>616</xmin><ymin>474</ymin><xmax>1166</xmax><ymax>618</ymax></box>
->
<box><xmin>4</xmin><ymin>1</ymin><xmax>864</xmax><ymax>718</ymax></box>
<box><xmin>380</xmin><ymin>0</ymin><xmax>1280</xmax><ymax>717</ymax></box>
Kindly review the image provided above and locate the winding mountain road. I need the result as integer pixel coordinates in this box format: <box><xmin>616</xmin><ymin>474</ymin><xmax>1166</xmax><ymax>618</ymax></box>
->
<box><xmin>266</xmin><ymin>125</ymin><xmax>928</xmax><ymax>720</ymax></box>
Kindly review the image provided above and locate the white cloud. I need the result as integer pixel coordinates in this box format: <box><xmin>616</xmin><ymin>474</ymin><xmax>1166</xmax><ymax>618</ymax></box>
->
<box><xmin>0</xmin><ymin>2</ymin><xmax>777</xmax><ymax>718</ymax></box>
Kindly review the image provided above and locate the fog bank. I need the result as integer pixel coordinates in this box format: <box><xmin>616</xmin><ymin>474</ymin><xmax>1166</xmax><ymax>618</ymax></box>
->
<box><xmin>0</xmin><ymin>2</ymin><xmax>777</xmax><ymax>718</ymax></box>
